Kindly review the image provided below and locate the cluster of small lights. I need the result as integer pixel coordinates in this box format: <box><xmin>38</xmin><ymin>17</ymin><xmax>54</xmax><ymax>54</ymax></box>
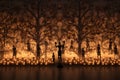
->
<box><xmin>1</xmin><ymin>49</ymin><xmax>120</xmax><ymax>66</ymax></box>
<box><xmin>0</xmin><ymin>57</ymin><xmax>53</xmax><ymax>66</ymax></box>
<box><xmin>0</xmin><ymin>57</ymin><xmax>120</xmax><ymax>66</ymax></box>
<box><xmin>63</xmin><ymin>57</ymin><xmax>120</xmax><ymax>66</ymax></box>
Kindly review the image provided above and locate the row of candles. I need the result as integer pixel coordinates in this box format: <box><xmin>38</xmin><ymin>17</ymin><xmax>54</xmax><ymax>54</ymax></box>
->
<box><xmin>0</xmin><ymin>57</ymin><xmax>53</xmax><ymax>66</ymax></box>
<box><xmin>63</xmin><ymin>57</ymin><xmax>120</xmax><ymax>66</ymax></box>
<box><xmin>0</xmin><ymin>57</ymin><xmax>120</xmax><ymax>66</ymax></box>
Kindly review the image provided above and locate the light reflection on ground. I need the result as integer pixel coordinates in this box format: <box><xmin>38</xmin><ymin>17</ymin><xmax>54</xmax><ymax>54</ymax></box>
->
<box><xmin>0</xmin><ymin>66</ymin><xmax>120</xmax><ymax>80</ymax></box>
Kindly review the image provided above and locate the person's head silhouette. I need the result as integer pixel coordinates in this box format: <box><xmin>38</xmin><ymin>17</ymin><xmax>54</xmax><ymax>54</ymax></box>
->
<box><xmin>63</xmin><ymin>41</ymin><xmax>65</xmax><ymax>44</ymax></box>
<box><xmin>82</xmin><ymin>48</ymin><xmax>84</xmax><ymax>51</ymax></box>
<box><xmin>13</xmin><ymin>45</ymin><xmax>15</xmax><ymax>48</ymax></box>
<box><xmin>98</xmin><ymin>44</ymin><xmax>100</xmax><ymax>47</ymax></box>
<box><xmin>59</xmin><ymin>42</ymin><xmax>61</xmax><ymax>45</ymax></box>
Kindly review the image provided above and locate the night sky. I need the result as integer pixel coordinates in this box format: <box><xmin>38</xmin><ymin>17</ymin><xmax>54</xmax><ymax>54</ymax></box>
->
<box><xmin>0</xmin><ymin>0</ymin><xmax>120</xmax><ymax>9</ymax></box>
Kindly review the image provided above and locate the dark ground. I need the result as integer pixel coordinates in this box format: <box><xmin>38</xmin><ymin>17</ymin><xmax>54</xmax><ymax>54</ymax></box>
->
<box><xmin>0</xmin><ymin>66</ymin><xmax>120</xmax><ymax>80</ymax></box>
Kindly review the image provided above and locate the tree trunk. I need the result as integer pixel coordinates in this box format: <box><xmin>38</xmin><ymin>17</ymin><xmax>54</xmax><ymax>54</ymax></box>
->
<box><xmin>78</xmin><ymin>32</ymin><xmax>82</xmax><ymax>54</ymax></box>
<box><xmin>78</xmin><ymin>0</ymin><xmax>82</xmax><ymax>55</ymax></box>
<box><xmin>36</xmin><ymin>17</ymin><xmax>41</xmax><ymax>58</ymax></box>
<box><xmin>36</xmin><ymin>28</ymin><xmax>41</xmax><ymax>58</ymax></box>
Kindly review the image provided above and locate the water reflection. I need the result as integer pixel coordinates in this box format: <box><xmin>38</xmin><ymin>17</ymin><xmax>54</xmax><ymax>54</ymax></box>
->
<box><xmin>0</xmin><ymin>66</ymin><xmax>120</xmax><ymax>80</ymax></box>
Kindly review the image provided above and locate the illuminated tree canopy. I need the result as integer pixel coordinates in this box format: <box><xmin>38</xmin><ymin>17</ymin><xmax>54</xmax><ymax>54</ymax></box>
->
<box><xmin>0</xmin><ymin>0</ymin><xmax>120</xmax><ymax>59</ymax></box>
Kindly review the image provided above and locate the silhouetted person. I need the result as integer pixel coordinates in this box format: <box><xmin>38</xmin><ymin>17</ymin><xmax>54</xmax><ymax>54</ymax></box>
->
<box><xmin>70</xmin><ymin>40</ymin><xmax>74</xmax><ymax>51</ymax></box>
<box><xmin>55</xmin><ymin>41</ymin><xmax>65</xmax><ymax>62</ymax></box>
<box><xmin>52</xmin><ymin>53</ymin><xmax>55</xmax><ymax>63</ymax></box>
<box><xmin>86</xmin><ymin>38</ymin><xmax>90</xmax><ymax>51</ymax></box>
<box><xmin>13</xmin><ymin>45</ymin><xmax>17</xmax><ymax>57</ymax></box>
<box><xmin>81</xmin><ymin>48</ymin><xmax>85</xmax><ymax>60</ymax></box>
<box><xmin>62</xmin><ymin>41</ymin><xmax>65</xmax><ymax>54</ymax></box>
<box><xmin>27</xmin><ymin>40</ymin><xmax>31</xmax><ymax>51</ymax></box>
<box><xmin>114</xmin><ymin>44</ymin><xmax>118</xmax><ymax>58</ymax></box>
<box><xmin>55</xmin><ymin>42</ymin><xmax>62</xmax><ymax>61</ymax></box>
<box><xmin>109</xmin><ymin>39</ymin><xmax>112</xmax><ymax>50</ymax></box>
<box><xmin>37</xmin><ymin>44</ymin><xmax>40</xmax><ymax>58</ymax></box>
<box><xmin>97</xmin><ymin>44</ymin><xmax>101</xmax><ymax>58</ymax></box>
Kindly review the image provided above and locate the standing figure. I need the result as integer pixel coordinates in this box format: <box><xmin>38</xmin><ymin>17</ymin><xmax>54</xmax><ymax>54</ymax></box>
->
<box><xmin>97</xmin><ymin>44</ymin><xmax>101</xmax><ymax>58</ymax></box>
<box><xmin>86</xmin><ymin>38</ymin><xmax>90</xmax><ymax>51</ymax></box>
<box><xmin>70</xmin><ymin>40</ymin><xmax>74</xmax><ymax>51</ymax></box>
<box><xmin>81</xmin><ymin>48</ymin><xmax>85</xmax><ymax>61</ymax></box>
<box><xmin>55</xmin><ymin>41</ymin><xmax>65</xmax><ymax>62</ymax></box>
<box><xmin>27</xmin><ymin>40</ymin><xmax>31</xmax><ymax>51</ymax></box>
<box><xmin>37</xmin><ymin>44</ymin><xmax>40</xmax><ymax>58</ymax></box>
<box><xmin>109</xmin><ymin>39</ymin><xmax>112</xmax><ymax>50</ymax></box>
<box><xmin>114</xmin><ymin>44</ymin><xmax>118</xmax><ymax>58</ymax></box>
<box><xmin>13</xmin><ymin>45</ymin><xmax>17</xmax><ymax>57</ymax></box>
<box><xmin>52</xmin><ymin>53</ymin><xmax>55</xmax><ymax>63</ymax></box>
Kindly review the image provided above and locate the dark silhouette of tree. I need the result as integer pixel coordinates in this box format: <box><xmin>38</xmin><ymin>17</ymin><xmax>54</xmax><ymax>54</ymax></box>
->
<box><xmin>0</xmin><ymin>0</ymin><xmax>120</xmax><ymax>59</ymax></box>
<box><xmin>23</xmin><ymin>0</ymin><xmax>45</xmax><ymax>57</ymax></box>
